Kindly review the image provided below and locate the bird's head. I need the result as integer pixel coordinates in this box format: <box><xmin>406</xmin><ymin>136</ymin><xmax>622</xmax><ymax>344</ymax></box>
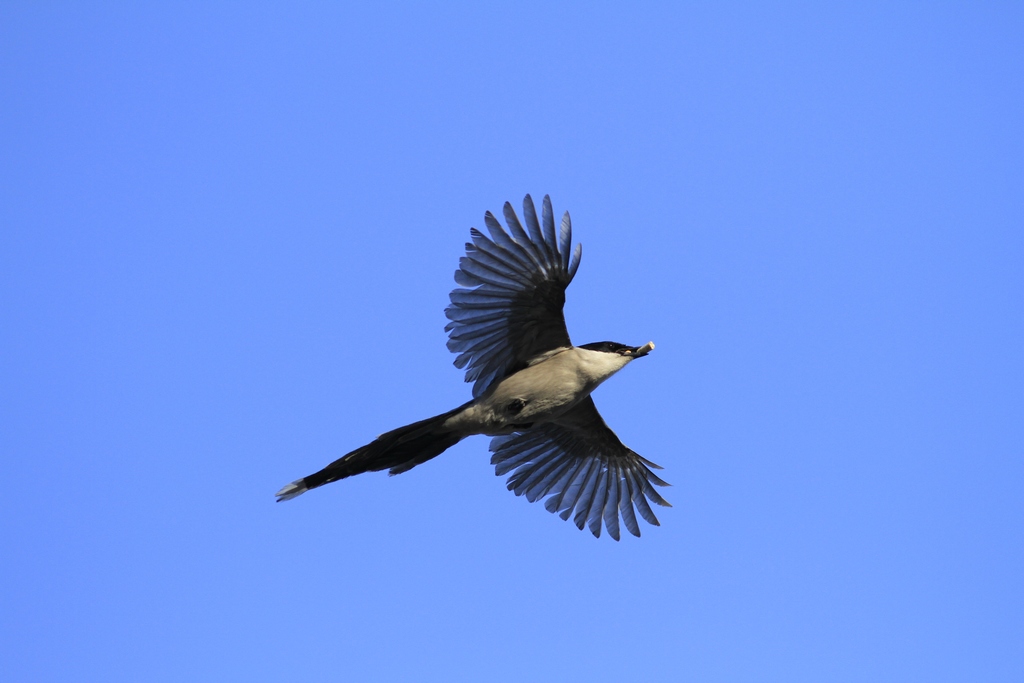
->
<box><xmin>578</xmin><ymin>340</ymin><xmax>655</xmax><ymax>359</ymax></box>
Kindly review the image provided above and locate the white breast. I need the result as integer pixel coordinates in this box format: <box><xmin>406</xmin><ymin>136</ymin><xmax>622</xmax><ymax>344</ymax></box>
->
<box><xmin>569</xmin><ymin>347</ymin><xmax>633</xmax><ymax>387</ymax></box>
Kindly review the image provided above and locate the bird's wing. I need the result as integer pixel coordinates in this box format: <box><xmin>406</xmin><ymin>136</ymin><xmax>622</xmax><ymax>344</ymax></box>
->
<box><xmin>446</xmin><ymin>194</ymin><xmax>582</xmax><ymax>397</ymax></box>
<box><xmin>488</xmin><ymin>397</ymin><xmax>670</xmax><ymax>540</ymax></box>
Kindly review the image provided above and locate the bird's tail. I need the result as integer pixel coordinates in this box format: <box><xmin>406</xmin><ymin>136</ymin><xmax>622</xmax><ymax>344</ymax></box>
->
<box><xmin>275</xmin><ymin>403</ymin><xmax>470</xmax><ymax>502</ymax></box>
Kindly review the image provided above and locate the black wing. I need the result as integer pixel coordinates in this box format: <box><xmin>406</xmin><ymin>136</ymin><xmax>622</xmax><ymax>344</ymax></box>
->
<box><xmin>488</xmin><ymin>397</ymin><xmax>671</xmax><ymax>540</ymax></box>
<box><xmin>445</xmin><ymin>194</ymin><xmax>582</xmax><ymax>397</ymax></box>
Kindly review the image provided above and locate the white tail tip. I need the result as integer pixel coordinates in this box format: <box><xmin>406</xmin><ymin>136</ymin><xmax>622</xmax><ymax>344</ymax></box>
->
<box><xmin>275</xmin><ymin>480</ymin><xmax>308</xmax><ymax>502</ymax></box>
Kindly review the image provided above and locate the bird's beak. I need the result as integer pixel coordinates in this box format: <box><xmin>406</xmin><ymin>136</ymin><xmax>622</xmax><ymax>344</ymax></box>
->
<box><xmin>632</xmin><ymin>341</ymin><xmax>655</xmax><ymax>358</ymax></box>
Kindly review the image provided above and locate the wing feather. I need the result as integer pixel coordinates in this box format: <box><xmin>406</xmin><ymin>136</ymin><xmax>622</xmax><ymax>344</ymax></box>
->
<box><xmin>489</xmin><ymin>397</ymin><xmax>670</xmax><ymax>539</ymax></box>
<box><xmin>603</xmin><ymin>462</ymin><xmax>621</xmax><ymax>541</ymax></box>
<box><xmin>464</xmin><ymin>248</ymin><xmax>535</xmax><ymax>286</ymax></box>
<box><xmin>485</xmin><ymin>211</ymin><xmax>541</xmax><ymax>270</ymax></box>
<box><xmin>618</xmin><ymin>469</ymin><xmax>640</xmax><ymax>537</ymax></box>
<box><xmin>456</xmin><ymin>257</ymin><xmax>525</xmax><ymax>289</ymax></box>
<box><xmin>523</xmin><ymin>195</ymin><xmax>547</xmax><ymax>254</ymax></box>
<box><xmin>502</xmin><ymin>202</ymin><xmax>545</xmax><ymax>268</ymax></box>
<box><xmin>541</xmin><ymin>195</ymin><xmax>559</xmax><ymax>261</ymax></box>
<box><xmin>584</xmin><ymin>466</ymin><xmax>610</xmax><ymax>537</ymax></box>
<box><xmin>469</xmin><ymin>227</ymin><xmax>534</xmax><ymax>273</ymax></box>
<box><xmin>543</xmin><ymin>458</ymin><xmax>589</xmax><ymax>514</ymax></box>
<box><xmin>559</xmin><ymin>212</ymin><xmax>573</xmax><ymax>270</ymax></box>
<box><xmin>562</xmin><ymin>458</ymin><xmax>599</xmax><ymax>523</ymax></box>
<box><xmin>446</xmin><ymin>195</ymin><xmax>580</xmax><ymax>396</ymax></box>
<box><xmin>524</xmin><ymin>456</ymin><xmax>575</xmax><ymax>503</ymax></box>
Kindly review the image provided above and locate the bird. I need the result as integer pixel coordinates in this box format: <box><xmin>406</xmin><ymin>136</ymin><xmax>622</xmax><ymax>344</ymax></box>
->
<box><xmin>276</xmin><ymin>194</ymin><xmax>670</xmax><ymax>539</ymax></box>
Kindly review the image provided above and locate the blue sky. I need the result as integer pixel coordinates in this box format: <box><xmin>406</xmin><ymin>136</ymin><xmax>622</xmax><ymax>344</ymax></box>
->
<box><xmin>2</xmin><ymin>3</ymin><xmax>1021</xmax><ymax>681</ymax></box>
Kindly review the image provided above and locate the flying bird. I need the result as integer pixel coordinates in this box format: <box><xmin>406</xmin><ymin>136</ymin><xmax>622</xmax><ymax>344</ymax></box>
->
<box><xmin>276</xmin><ymin>195</ymin><xmax>670</xmax><ymax>539</ymax></box>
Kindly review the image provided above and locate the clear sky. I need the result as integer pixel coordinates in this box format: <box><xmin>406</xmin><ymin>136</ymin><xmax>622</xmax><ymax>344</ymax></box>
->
<box><xmin>2</xmin><ymin>3</ymin><xmax>1021</xmax><ymax>681</ymax></box>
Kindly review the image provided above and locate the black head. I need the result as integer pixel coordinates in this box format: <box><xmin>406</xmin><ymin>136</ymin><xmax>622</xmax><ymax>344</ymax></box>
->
<box><xmin>579</xmin><ymin>341</ymin><xmax>655</xmax><ymax>358</ymax></box>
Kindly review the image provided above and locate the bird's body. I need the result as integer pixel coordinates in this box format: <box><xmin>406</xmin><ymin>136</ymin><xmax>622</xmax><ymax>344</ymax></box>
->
<box><xmin>277</xmin><ymin>195</ymin><xmax>670</xmax><ymax>539</ymax></box>
<box><xmin>445</xmin><ymin>345</ymin><xmax>642</xmax><ymax>436</ymax></box>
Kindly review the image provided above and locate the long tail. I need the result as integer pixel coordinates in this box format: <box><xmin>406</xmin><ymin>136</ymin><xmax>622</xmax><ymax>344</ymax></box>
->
<box><xmin>275</xmin><ymin>404</ymin><xmax>469</xmax><ymax>502</ymax></box>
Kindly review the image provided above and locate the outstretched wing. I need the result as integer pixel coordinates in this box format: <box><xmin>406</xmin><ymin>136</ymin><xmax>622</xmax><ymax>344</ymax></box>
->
<box><xmin>445</xmin><ymin>194</ymin><xmax>582</xmax><ymax>397</ymax></box>
<box><xmin>488</xmin><ymin>397</ymin><xmax>671</xmax><ymax>540</ymax></box>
